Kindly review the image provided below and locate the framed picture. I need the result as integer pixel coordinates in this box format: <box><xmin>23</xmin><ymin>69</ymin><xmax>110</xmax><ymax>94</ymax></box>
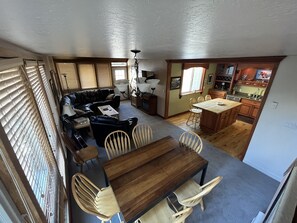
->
<box><xmin>170</xmin><ymin>77</ymin><xmax>181</xmax><ymax>90</ymax></box>
<box><xmin>255</xmin><ymin>69</ymin><xmax>272</xmax><ymax>81</ymax></box>
<box><xmin>207</xmin><ymin>73</ymin><xmax>213</xmax><ymax>85</ymax></box>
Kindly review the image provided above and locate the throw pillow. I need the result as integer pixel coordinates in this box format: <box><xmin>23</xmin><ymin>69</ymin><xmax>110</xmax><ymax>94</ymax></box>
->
<box><xmin>106</xmin><ymin>93</ymin><xmax>114</xmax><ymax>100</ymax></box>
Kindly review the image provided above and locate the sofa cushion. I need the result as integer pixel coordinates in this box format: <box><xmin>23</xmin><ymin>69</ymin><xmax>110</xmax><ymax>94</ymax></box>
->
<box><xmin>90</xmin><ymin>115</ymin><xmax>118</xmax><ymax>124</ymax></box>
<box><xmin>99</xmin><ymin>89</ymin><xmax>112</xmax><ymax>100</ymax></box>
<box><xmin>106</xmin><ymin>93</ymin><xmax>114</xmax><ymax>100</ymax></box>
<box><xmin>75</xmin><ymin>103</ymin><xmax>93</xmax><ymax>113</ymax></box>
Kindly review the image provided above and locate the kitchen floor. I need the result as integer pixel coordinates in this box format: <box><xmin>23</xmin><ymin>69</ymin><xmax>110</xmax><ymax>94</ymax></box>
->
<box><xmin>167</xmin><ymin>112</ymin><xmax>253</xmax><ymax>160</ymax></box>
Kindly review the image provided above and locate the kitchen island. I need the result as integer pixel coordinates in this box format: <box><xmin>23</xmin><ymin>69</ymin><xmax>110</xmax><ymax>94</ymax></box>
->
<box><xmin>193</xmin><ymin>98</ymin><xmax>242</xmax><ymax>133</ymax></box>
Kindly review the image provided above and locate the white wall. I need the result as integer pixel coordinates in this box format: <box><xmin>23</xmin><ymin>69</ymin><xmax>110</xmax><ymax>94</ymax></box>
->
<box><xmin>244</xmin><ymin>56</ymin><xmax>297</xmax><ymax>181</ymax></box>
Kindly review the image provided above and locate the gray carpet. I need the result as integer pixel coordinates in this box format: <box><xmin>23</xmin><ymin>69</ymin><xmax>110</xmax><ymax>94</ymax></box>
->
<box><xmin>69</xmin><ymin>100</ymin><xmax>279</xmax><ymax>223</ymax></box>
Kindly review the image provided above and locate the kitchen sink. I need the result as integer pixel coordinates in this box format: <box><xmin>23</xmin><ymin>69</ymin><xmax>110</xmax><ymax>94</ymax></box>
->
<box><xmin>226</xmin><ymin>95</ymin><xmax>242</xmax><ymax>102</ymax></box>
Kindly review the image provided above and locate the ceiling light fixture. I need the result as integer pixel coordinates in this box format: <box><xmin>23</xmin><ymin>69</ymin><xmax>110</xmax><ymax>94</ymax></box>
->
<box><xmin>130</xmin><ymin>49</ymin><xmax>141</xmax><ymax>83</ymax></box>
<box><xmin>130</xmin><ymin>49</ymin><xmax>142</xmax><ymax>96</ymax></box>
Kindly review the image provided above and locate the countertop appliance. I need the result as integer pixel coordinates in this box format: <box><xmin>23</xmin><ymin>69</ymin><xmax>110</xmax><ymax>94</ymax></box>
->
<box><xmin>226</xmin><ymin>94</ymin><xmax>242</xmax><ymax>102</ymax></box>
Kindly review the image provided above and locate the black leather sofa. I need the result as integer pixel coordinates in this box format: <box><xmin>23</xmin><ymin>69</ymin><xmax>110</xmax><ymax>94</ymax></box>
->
<box><xmin>90</xmin><ymin>115</ymin><xmax>138</xmax><ymax>147</ymax></box>
<box><xmin>60</xmin><ymin>89</ymin><xmax>120</xmax><ymax>115</ymax></box>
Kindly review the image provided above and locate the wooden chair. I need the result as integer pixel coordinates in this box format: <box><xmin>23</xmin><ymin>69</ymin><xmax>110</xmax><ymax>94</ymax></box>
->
<box><xmin>205</xmin><ymin>94</ymin><xmax>212</xmax><ymax>101</ymax></box>
<box><xmin>138</xmin><ymin>199</ymin><xmax>193</xmax><ymax>223</ymax></box>
<box><xmin>71</xmin><ymin>173</ymin><xmax>121</xmax><ymax>222</ymax></box>
<box><xmin>179</xmin><ymin>131</ymin><xmax>203</xmax><ymax>154</ymax></box>
<box><xmin>104</xmin><ymin>130</ymin><xmax>131</xmax><ymax>160</ymax></box>
<box><xmin>174</xmin><ymin>176</ymin><xmax>223</xmax><ymax>211</ymax></box>
<box><xmin>197</xmin><ymin>96</ymin><xmax>205</xmax><ymax>103</ymax></box>
<box><xmin>132</xmin><ymin>123</ymin><xmax>153</xmax><ymax>149</ymax></box>
<box><xmin>61</xmin><ymin>132</ymin><xmax>99</xmax><ymax>172</ymax></box>
<box><xmin>186</xmin><ymin>98</ymin><xmax>202</xmax><ymax>129</ymax></box>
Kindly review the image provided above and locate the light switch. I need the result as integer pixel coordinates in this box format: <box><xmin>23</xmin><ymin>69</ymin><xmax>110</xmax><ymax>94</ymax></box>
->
<box><xmin>271</xmin><ymin>101</ymin><xmax>278</xmax><ymax>109</ymax></box>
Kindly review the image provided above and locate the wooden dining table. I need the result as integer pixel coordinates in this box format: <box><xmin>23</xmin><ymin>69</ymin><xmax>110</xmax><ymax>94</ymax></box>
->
<box><xmin>103</xmin><ymin>135</ymin><xmax>208</xmax><ymax>223</ymax></box>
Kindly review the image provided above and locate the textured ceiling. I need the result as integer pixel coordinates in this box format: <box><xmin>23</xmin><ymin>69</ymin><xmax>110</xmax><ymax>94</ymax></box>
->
<box><xmin>0</xmin><ymin>0</ymin><xmax>297</xmax><ymax>59</ymax></box>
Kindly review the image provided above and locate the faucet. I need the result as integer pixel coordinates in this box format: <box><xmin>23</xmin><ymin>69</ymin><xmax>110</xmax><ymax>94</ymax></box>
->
<box><xmin>253</xmin><ymin>88</ymin><xmax>260</xmax><ymax>98</ymax></box>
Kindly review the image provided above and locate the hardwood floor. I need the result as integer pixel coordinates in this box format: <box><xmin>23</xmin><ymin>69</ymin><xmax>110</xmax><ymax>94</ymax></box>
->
<box><xmin>166</xmin><ymin>112</ymin><xmax>253</xmax><ymax>160</ymax></box>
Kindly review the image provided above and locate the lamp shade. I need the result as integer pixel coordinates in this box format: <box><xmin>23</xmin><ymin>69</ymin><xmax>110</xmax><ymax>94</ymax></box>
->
<box><xmin>137</xmin><ymin>83</ymin><xmax>150</xmax><ymax>93</ymax></box>
<box><xmin>115</xmin><ymin>83</ymin><xmax>128</xmax><ymax>92</ymax></box>
<box><xmin>62</xmin><ymin>104</ymin><xmax>76</xmax><ymax>116</ymax></box>
<box><xmin>138</xmin><ymin>77</ymin><xmax>147</xmax><ymax>83</ymax></box>
<box><xmin>146</xmin><ymin>79</ymin><xmax>160</xmax><ymax>89</ymax></box>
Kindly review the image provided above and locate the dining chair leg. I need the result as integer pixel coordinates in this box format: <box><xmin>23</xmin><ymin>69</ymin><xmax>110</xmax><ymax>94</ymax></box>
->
<box><xmin>167</xmin><ymin>196</ymin><xmax>178</xmax><ymax>212</ymax></box>
<box><xmin>117</xmin><ymin>213</ymin><xmax>122</xmax><ymax>223</ymax></box>
<box><xmin>200</xmin><ymin>199</ymin><xmax>204</xmax><ymax>211</ymax></box>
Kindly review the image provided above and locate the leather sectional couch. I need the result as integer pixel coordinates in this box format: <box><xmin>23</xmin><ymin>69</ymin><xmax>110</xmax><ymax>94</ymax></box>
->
<box><xmin>60</xmin><ymin>88</ymin><xmax>120</xmax><ymax>115</ymax></box>
<box><xmin>90</xmin><ymin>115</ymin><xmax>138</xmax><ymax>147</ymax></box>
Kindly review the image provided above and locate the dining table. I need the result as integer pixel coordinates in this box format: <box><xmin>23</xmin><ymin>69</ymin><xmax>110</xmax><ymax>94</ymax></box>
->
<box><xmin>103</xmin><ymin>135</ymin><xmax>208</xmax><ymax>223</ymax></box>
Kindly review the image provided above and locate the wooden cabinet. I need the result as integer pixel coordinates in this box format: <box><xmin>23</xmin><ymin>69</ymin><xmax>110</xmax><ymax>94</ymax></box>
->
<box><xmin>197</xmin><ymin>99</ymin><xmax>241</xmax><ymax>133</ymax></box>
<box><xmin>131</xmin><ymin>93</ymin><xmax>157</xmax><ymax>115</ymax></box>
<box><xmin>214</xmin><ymin>63</ymin><xmax>237</xmax><ymax>91</ymax></box>
<box><xmin>208</xmin><ymin>89</ymin><xmax>227</xmax><ymax>99</ymax></box>
<box><xmin>236</xmin><ymin>80</ymin><xmax>268</xmax><ymax>88</ymax></box>
<box><xmin>234</xmin><ymin>63</ymin><xmax>274</xmax><ymax>88</ymax></box>
<box><xmin>239</xmin><ymin>98</ymin><xmax>261</xmax><ymax>118</ymax></box>
<box><xmin>142</xmin><ymin>94</ymin><xmax>157</xmax><ymax>115</ymax></box>
<box><xmin>131</xmin><ymin>95</ymin><xmax>142</xmax><ymax>108</ymax></box>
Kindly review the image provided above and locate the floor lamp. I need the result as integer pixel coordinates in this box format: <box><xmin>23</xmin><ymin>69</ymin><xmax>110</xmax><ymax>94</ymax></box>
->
<box><xmin>62</xmin><ymin>73</ymin><xmax>70</xmax><ymax>93</ymax></box>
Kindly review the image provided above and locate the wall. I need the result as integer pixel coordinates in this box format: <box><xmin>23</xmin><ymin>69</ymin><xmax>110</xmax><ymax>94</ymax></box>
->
<box><xmin>128</xmin><ymin>59</ymin><xmax>167</xmax><ymax>117</ymax></box>
<box><xmin>168</xmin><ymin>63</ymin><xmax>216</xmax><ymax>117</ymax></box>
<box><xmin>244</xmin><ymin>56</ymin><xmax>297</xmax><ymax>181</ymax></box>
<box><xmin>236</xmin><ymin>85</ymin><xmax>266</xmax><ymax>96</ymax></box>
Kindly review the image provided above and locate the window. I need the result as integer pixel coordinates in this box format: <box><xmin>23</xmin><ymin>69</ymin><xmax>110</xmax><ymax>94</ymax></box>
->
<box><xmin>0</xmin><ymin>60</ymin><xmax>64</xmax><ymax>222</ymax></box>
<box><xmin>111</xmin><ymin>62</ymin><xmax>128</xmax><ymax>82</ymax></box>
<box><xmin>56</xmin><ymin>63</ymin><xmax>79</xmax><ymax>91</ymax></box>
<box><xmin>114</xmin><ymin>69</ymin><xmax>126</xmax><ymax>81</ymax></box>
<box><xmin>96</xmin><ymin>63</ymin><xmax>112</xmax><ymax>87</ymax></box>
<box><xmin>27</xmin><ymin>64</ymin><xmax>66</xmax><ymax>186</ymax></box>
<box><xmin>78</xmin><ymin>64</ymin><xmax>97</xmax><ymax>89</ymax></box>
<box><xmin>181</xmin><ymin>64</ymin><xmax>207</xmax><ymax>95</ymax></box>
<box><xmin>54</xmin><ymin>59</ymin><xmax>128</xmax><ymax>93</ymax></box>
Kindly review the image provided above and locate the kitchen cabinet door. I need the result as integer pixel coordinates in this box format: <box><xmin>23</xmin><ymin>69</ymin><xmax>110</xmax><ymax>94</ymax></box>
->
<box><xmin>251</xmin><ymin>106</ymin><xmax>260</xmax><ymax>118</ymax></box>
<box><xmin>239</xmin><ymin>98</ymin><xmax>261</xmax><ymax>118</ymax></box>
<box><xmin>239</xmin><ymin>104</ymin><xmax>252</xmax><ymax>116</ymax></box>
<box><xmin>228</xmin><ymin>106</ymin><xmax>241</xmax><ymax>125</ymax></box>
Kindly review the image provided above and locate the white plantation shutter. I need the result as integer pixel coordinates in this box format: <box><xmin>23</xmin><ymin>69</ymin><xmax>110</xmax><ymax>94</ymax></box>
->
<box><xmin>0</xmin><ymin>66</ymin><xmax>60</xmax><ymax>222</ymax></box>
<box><xmin>38</xmin><ymin>65</ymin><xmax>66</xmax><ymax>185</ymax></box>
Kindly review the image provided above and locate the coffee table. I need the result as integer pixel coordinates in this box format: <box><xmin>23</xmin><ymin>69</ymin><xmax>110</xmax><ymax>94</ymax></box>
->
<box><xmin>98</xmin><ymin>105</ymin><xmax>119</xmax><ymax>119</ymax></box>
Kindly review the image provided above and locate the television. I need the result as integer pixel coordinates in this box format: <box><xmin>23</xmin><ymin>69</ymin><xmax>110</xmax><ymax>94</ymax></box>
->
<box><xmin>255</xmin><ymin>69</ymin><xmax>272</xmax><ymax>81</ymax></box>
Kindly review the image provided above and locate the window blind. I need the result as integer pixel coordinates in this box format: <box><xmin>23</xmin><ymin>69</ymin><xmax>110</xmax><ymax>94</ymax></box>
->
<box><xmin>26</xmin><ymin>65</ymin><xmax>66</xmax><ymax>186</ymax></box>
<box><xmin>78</xmin><ymin>64</ymin><xmax>97</xmax><ymax>89</ymax></box>
<box><xmin>0</xmin><ymin>67</ymin><xmax>59</xmax><ymax>222</ymax></box>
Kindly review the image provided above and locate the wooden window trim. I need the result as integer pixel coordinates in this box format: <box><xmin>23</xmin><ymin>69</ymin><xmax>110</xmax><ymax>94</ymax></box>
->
<box><xmin>180</xmin><ymin>64</ymin><xmax>206</xmax><ymax>96</ymax></box>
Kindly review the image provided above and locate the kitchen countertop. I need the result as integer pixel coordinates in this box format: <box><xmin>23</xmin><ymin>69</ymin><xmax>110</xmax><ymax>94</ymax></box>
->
<box><xmin>193</xmin><ymin>98</ymin><xmax>242</xmax><ymax>114</ymax></box>
<box><xmin>232</xmin><ymin>93</ymin><xmax>262</xmax><ymax>101</ymax></box>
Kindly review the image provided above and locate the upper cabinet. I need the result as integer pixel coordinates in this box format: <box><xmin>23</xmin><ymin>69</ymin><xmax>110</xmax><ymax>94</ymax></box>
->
<box><xmin>234</xmin><ymin>63</ymin><xmax>275</xmax><ymax>88</ymax></box>
<box><xmin>213</xmin><ymin>62</ymin><xmax>277</xmax><ymax>92</ymax></box>
<box><xmin>214</xmin><ymin>63</ymin><xmax>237</xmax><ymax>91</ymax></box>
